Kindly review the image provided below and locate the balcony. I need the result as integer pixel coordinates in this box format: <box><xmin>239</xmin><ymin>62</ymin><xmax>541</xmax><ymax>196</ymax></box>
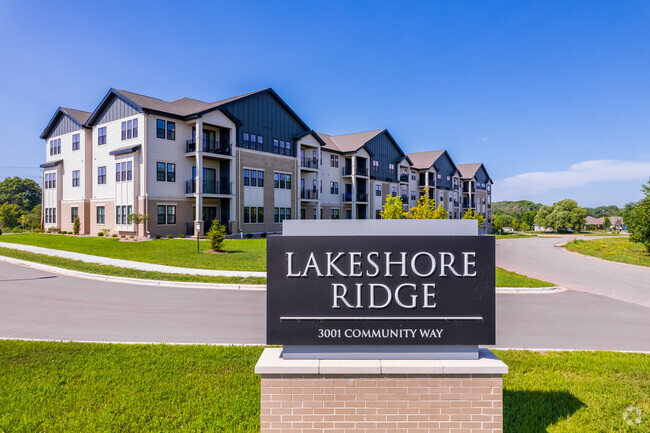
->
<box><xmin>186</xmin><ymin>138</ymin><xmax>231</xmax><ymax>156</ymax></box>
<box><xmin>454</xmin><ymin>200</ymin><xmax>459</xmax><ymax>207</ymax></box>
<box><xmin>462</xmin><ymin>200</ymin><xmax>476</xmax><ymax>209</ymax></box>
<box><xmin>185</xmin><ymin>180</ymin><xmax>233</xmax><ymax>195</ymax></box>
<box><xmin>300</xmin><ymin>157</ymin><xmax>319</xmax><ymax>169</ymax></box>
<box><xmin>401</xmin><ymin>194</ymin><xmax>408</xmax><ymax>202</ymax></box>
<box><xmin>400</xmin><ymin>174</ymin><xmax>409</xmax><ymax>183</ymax></box>
<box><xmin>462</xmin><ymin>184</ymin><xmax>476</xmax><ymax>193</ymax></box>
<box><xmin>300</xmin><ymin>188</ymin><xmax>319</xmax><ymax>200</ymax></box>
<box><xmin>343</xmin><ymin>192</ymin><xmax>353</xmax><ymax>202</ymax></box>
<box><xmin>342</xmin><ymin>166</ymin><xmax>368</xmax><ymax>176</ymax></box>
<box><xmin>357</xmin><ymin>192</ymin><xmax>368</xmax><ymax>202</ymax></box>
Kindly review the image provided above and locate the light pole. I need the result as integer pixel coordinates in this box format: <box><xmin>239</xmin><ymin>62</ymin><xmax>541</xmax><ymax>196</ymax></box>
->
<box><xmin>196</xmin><ymin>223</ymin><xmax>201</xmax><ymax>253</ymax></box>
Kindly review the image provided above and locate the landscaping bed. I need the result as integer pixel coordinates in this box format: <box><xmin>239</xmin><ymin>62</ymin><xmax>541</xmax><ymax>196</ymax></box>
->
<box><xmin>0</xmin><ymin>341</ymin><xmax>647</xmax><ymax>432</ymax></box>
<box><xmin>565</xmin><ymin>237</ymin><xmax>650</xmax><ymax>267</ymax></box>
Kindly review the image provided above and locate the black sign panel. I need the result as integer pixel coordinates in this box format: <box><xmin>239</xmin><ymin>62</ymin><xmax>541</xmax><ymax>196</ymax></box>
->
<box><xmin>267</xmin><ymin>235</ymin><xmax>495</xmax><ymax>346</ymax></box>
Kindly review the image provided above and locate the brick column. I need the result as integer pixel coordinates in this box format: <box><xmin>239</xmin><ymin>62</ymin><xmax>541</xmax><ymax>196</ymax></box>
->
<box><xmin>256</xmin><ymin>348</ymin><xmax>507</xmax><ymax>433</ymax></box>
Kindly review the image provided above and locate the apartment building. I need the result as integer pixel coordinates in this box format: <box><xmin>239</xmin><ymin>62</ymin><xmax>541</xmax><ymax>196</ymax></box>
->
<box><xmin>457</xmin><ymin>163</ymin><xmax>493</xmax><ymax>234</ymax></box>
<box><xmin>39</xmin><ymin>87</ymin><xmax>493</xmax><ymax>236</ymax></box>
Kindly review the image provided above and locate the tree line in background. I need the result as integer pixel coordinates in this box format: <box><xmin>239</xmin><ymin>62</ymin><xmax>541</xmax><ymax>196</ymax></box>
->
<box><xmin>0</xmin><ymin>177</ymin><xmax>41</xmax><ymax>231</ymax></box>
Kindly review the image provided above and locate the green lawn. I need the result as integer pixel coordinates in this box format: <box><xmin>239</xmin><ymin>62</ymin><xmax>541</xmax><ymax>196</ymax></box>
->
<box><xmin>565</xmin><ymin>237</ymin><xmax>650</xmax><ymax>267</ymax></box>
<box><xmin>496</xmin><ymin>267</ymin><xmax>554</xmax><ymax>287</ymax></box>
<box><xmin>0</xmin><ymin>341</ymin><xmax>648</xmax><ymax>432</ymax></box>
<box><xmin>0</xmin><ymin>233</ymin><xmax>267</xmax><ymax>272</ymax></box>
<box><xmin>493</xmin><ymin>233</ymin><xmax>533</xmax><ymax>239</ymax></box>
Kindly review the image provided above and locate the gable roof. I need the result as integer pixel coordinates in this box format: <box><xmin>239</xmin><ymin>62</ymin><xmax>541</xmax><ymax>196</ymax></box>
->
<box><xmin>585</xmin><ymin>216</ymin><xmax>605</xmax><ymax>225</ymax></box>
<box><xmin>406</xmin><ymin>150</ymin><xmax>445</xmax><ymax>170</ymax></box>
<box><xmin>317</xmin><ymin>129</ymin><xmax>384</xmax><ymax>153</ymax></box>
<box><xmin>40</xmin><ymin>107</ymin><xmax>91</xmax><ymax>139</ymax></box>
<box><xmin>457</xmin><ymin>163</ymin><xmax>492</xmax><ymax>182</ymax></box>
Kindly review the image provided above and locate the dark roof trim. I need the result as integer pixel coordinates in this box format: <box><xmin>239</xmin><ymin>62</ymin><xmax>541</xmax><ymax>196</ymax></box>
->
<box><xmin>294</xmin><ymin>130</ymin><xmax>327</xmax><ymax>147</ymax></box>
<box><xmin>40</xmin><ymin>107</ymin><xmax>87</xmax><ymax>139</ymax></box>
<box><xmin>109</xmin><ymin>144</ymin><xmax>141</xmax><ymax>156</ymax></box>
<box><xmin>86</xmin><ymin>88</ymin><xmax>143</xmax><ymax>126</ymax></box>
<box><xmin>40</xmin><ymin>159</ymin><xmax>63</xmax><ymax>168</ymax></box>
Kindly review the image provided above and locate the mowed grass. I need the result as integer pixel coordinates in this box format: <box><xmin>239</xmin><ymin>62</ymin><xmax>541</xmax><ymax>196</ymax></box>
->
<box><xmin>0</xmin><ymin>233</ymin><xmax>266</xmax><ymax>272</ymax></box>
<box><xmin>0</xmin><ymin>247</ymin><xmax>266</xmax><ymax>285</ymax></box>
<box><xmin>493</xmin><ymin>233</ymin><xmax>533</xmax><ymax>239</ymax></box>
<box><xmin>495</xmin><ymin>268</ymin><xmax>554</xmax><ymax>288</ymax></box>
<box><xmin>565</xmin><ymin>237</ymin><xmax>650</xmax><ymax>267</ymax></box>
<box><xmin>1</xmin><ymin>341</ymin><xmax>648</xmax><ymax>433</ymax></box>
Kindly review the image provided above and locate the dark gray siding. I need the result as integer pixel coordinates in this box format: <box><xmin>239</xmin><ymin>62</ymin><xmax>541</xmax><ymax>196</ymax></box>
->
<box><xmin>48</xmin><ymin>114</ymin><xmax>82</xmax><ymax>138</ymax></box>
<box><xmin>366</xmin><ymin>131</ymin><xmax>404</xmax><ymax>183</ymax></box>
<box><xmin>433</xmin><ymin>152</ymin><xmax>456</xmax><ymax>190</ymax></box>
<box><xmin>475</xmin><ymin>165</ymin><xmax>490</xmax><ymax>190</ymax></box>
<box><xmin>95</xmin><ymin>95</ymin><xmax>140</xmax><ymax>125</ymax></box>
<box><xmin>223</xmin><ymin>92</ymin><xmax>307</xmax><ymax>156</ymax></box>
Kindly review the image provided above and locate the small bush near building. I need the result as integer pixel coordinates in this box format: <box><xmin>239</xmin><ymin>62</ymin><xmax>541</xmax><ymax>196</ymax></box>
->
<box><xmin>166</xmin><ymin>234</ymin><xmax>173</xmax><ymax>239</ymax></box>
<box><xmin>72</xmin><ymin>217</ymin><xmax>80</xmax><ymax>235</ymax></box>
<box><xmin>206</xmin><ymin>221</ymin><xmax>227</xmax><ymax>252</ymax></box>
<box><xmin>246</xmin><ymin>233</ymin><xmax>253</xmax><ymax>239</ymax></box>
<box><xmin>155</xmin><ymin>234</ymin><xmax>161</xmax><ymax>239</ymax></box>
<box><xmin>261</xmin><ymin>232</ymin><xmax>267</xmax><ymax>238</ymax></box>
<box><xmin>112</xmin><ymin>234</ymin><xmax>118</xmax><ymax>238</ymax></box>
<box><xmin>129</xmin><ymin>235</ymin><xmax>134</xmax><ymax>239</ymax></box>
<box><xmin>178</xmin><ymin>234</ymin><xmax>185</xmax><ymax>238</ymax></box>
<box><xmin>97</xmin><ymin>232</ymin><xmax>104</xmax><ymax>237</ymax></box>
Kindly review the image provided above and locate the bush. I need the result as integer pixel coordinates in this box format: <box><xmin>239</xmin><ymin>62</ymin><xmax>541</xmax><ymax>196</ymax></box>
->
<box><xmin>98</xmin><ymin>232</ymin><xmax>104</xmax><ymax>237</ymax></box>
<box><xmin>120</xmin><ymin>235</ymin><xmax>125</xmax><ymax>239</ymax></box>
<box><xmin>72</xmin><ymin>216</ymin><xmax>80</xmax><ymax>235</ymax></box>
<box><xmin>34</xmin><ymin>228</ymin><xmax>42</xmax><ymax>233</ymax></box>
<box><xmin>166</xmin><ymin>234</ymin><xmax>173</xmax><ymax>239</ymax></box>
<box><xmin>112</xmin><ymin>234</ymin><xmax>118</xmax><ymax>238</ymax></box>
<box><xmin>206</xmin><ymin>220</ymin><xmax>227</xmax><ymax>252</ymax></box>
<box><xmin>178</xmin><ymin>234</ymin><xmax>185</xmax><ymax>238</ymax></box>
<box><xmin>100</xmin><ymin>228</ymin><xmax>111</xmax><ymax>237</ymax></box>
<box><xmin>261</xmin><ymin>232</ymin><xmax>267</xmax><ymax>238</ymax></box>
<box><xmin>246</xmin><ymin>233</ymin><xmax>253</xmax><ymax>239</ymax></box>
<box><xmin>129</xmin><ymin>235</ymin><xmax>134</xmax><ymax>239</ymax></box>
<box><xmin>155</xmin><ymin>234</ymin><xmax>161</xmax><ymax>239</ymax></box>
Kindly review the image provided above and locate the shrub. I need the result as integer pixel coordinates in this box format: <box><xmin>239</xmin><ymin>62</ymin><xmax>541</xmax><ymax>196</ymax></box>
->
<box><xmin>155</xmin><ymin>234</ymin><xmax>161</xmax><ymax>239</ymax></box>
<box><xmin>120</xmin><ymin>235</ymin><xmax>125</xmax><ymax>239</ymax></box>
<box><xmin>57</xmin><ymin>230</ymin><xmax>63</xmax><ymax>234</ymax></box>
<box><xmin>246</xmin><ymin>233</ymin><xmax>253</xmax><ymax>239</ymax></box>
<box><xmin>100</xmin><ymin>228</ymin><xmax>111</xmax><ymax>237</ymax></box>
<box><xmin>206</xmin><ymin>220</ymin><xmax>227</xmax><ymax>252</ymax></box>
<box><xmin>129</xmin><ymin>235</ymin><xmax>134</xmax><ymax>239</ymax></box>
<box><xmin>166</xmin><ymin>234</ymin><xmax>173</xmax><ymax>239</ymax></box>
<box><xmin>261</xmin><ymin>232</ymin><xmax>267</xmax><ymax>238</ymax></box>
<box><xmin>178</xmin><ymin>234</ymin><xmax>185</xmax><ymax>238</ymax></box>
<box><xmin>112</xmin><ymin>234</ymin><xmax>118</xmax><ymax>238</ymax></box>
<box><xmin>34</xmin><ymin>228</ymin><xmax>42</xmax><ymax>233</ymax></box>
<box><xmin>73</xmin><ymin>216</ymin><xmax>80</xmax><ymax>235</ymax></box>
<box><xmin>98</xmin><ymin>232</ymin><xmax>104</xmax><ymax>237</ymax></box>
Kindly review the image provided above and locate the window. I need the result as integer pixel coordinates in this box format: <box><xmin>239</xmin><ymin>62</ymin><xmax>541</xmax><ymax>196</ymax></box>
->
<box><xmin>243</xmin><ymin>206</ymin><xmax>264</xmax><ymax>224</ymax></box>
<box><xmin>121</xmin><ymin>119</ymin><xmax>138</xmax><ymax>140</ymax></box>
<box><xmin>116</xmin><ymin>206</ymin><xmax>122</xmax><ymax>225</ymax></box>
<box><xmin>243</xmin><ymin>169</ymin><xmax>250</xmax><ymax>186</ymax></box>
<box><xmin>98</xmin><ymin>127</ymin><xmax>107</xmax><ymax>145</ymax></box>
<box><xmin>372</xmin><ymin>160</ymin><xmax>379</xmax><ymax>172</ymax></box>
<box><xmin>250</xmin><ymin>170</ymin><xmax>257</xmax><ymax>187</ymax></box>
<box><xmin>411</xmin><ymin>171</ymin><xmax>416</xmax><ymax>181</ymax></box>
<box><xmin>274</xmin><ymin>172</ymin><xmax>291</xmax><ymax>189</ymax></box>
<box><xmin>330</xmin><ymin>181</ymin><xmax>339</xmax><ymax>195</ymax></box>
<box><xmin>72</xmin><ymin>134</ymin><xmax>80</xmax><ymax>151</ymax></box>
<box><xmin>256</xmin><ymin>135</ymin><xmax>263</xmax><ymax>151</ymax></box>
<box><xmin>157</xmin><ymin>205</ymin><xmax>176</xmax><ymax>225</ymax></box>
<box><xmin>97</xmin><ymin>166</ymin><xmax>106</xmax><ymax>184</ymax></box>
<box><xmin>96</xmin><ymin>206</ymin><xmax>105</xmax><ymax>224</ymax></box>
<box><xmin>167</xmin><ymin>163</ymin><xmax>175</xmax><ymax>182</ymax></box>
<box><xmin>274</xmin><ymin>207</ymin><xmax>291</xmax><ymax>223</ymax></box>
<box><xmin>388</xmin><ymin>163</ymin><xmax>395</xmax><ymax>175</ymax></box>
<box><xmin>72</xmin><ymin>170</ymin><xmax>80</xmax><ymax>187</ymax></box>
<box><xmin>330</xmin><ymin>154</ymin><xmax>339</xmax><ymax>168</ymax></box>
<box><xmin>127</xmin><ymin>161</ymin><xmax>132</xmax><ymax>181</ymax></box>
<box><xmin>121</xmin><ymin>121</ymin><xmax>126</xmax><ymax>140</ymax></box>
<box><xmin>375</xmin><ymin>184</ymin><xmax>382</xmax><ymax>196</ymax></box>
<box><xmin>52</xmin><ymin>208</ymin><xmax>56</xmax><ymax>224</ymax></box>
<box><xmin>273</xmin><ymin>139</ymin><xmax>291</xmax><ymax>156</ymax></box>
<box><xmin>411</xmin><ymin>191</ymin><xmax>416</xmax><ymax>201</ymax></box>
<box><xmin>391</xmin><ymin>186</ymin><xmax>397</xmax><ymax>197</ymax></box>
<box><xmin>45</xmin><ymin>173</ymin><xmax>57</xmax><ymax>189</ymax></box>
<box><xmin>330</xmin><ymin>209</ymin><xmax>340</xmax><ymax>220</ymax></box>
<box><xmin>273</xmin><ymin>139</ymin><xmax>279</xmax><ymax>153</ymax></box>
<box><xmin>71</xmin><ymin>207</ymin><xmax>78</xmax><ymax>223</ymax></box>
<box><xmin>242</xmin><ymin>133</ymin><xmax>249</xmax><ymax>149</ymax></box>
<box><xmin>133</xmin><ymin>118</ymin><xmax>138</xmax><ymax>138</ymax></box>
<box><xmin>156</xmin><ymin>162</ymin><xmax>166</xmax><ymax>181</ymax></box>
<box><xmin>437</xmin><ymin>173</ymin><xmax>441</xmax><ymax>179</ymax></box>
<box><xmin>167</xmin><ymin>122</ymin><xmax>175</xmax><ymax>140</ymax></box>
<box><xmin>116</xmin><ymin>163</ymin><xmax>121</xmax><ymax>182</ymax></box>
<box><xmin>49</xmin><ymin>138</ymin><xmax>61</xmax><ymax>155</ymax></box>
<box><xmin>156</xmin><ymin>120</ymin><xmax>165</xmax><ymax>138</ymax></box>
<box><xmin>447</xmin><ymin>175</ymin><xmax>451</xmax><ymax>181</ymax></box>
<box><xmin>258</xmin><ymin>170</ymin><xmax>264</xmax><ymax>187</ymax></box>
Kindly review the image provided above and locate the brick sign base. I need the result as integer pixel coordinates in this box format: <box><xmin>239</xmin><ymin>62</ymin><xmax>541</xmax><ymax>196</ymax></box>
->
<box><xmin>256</xmin><ymin>348</ymin><xmax>507</xmax><ymax>433</ymax></box>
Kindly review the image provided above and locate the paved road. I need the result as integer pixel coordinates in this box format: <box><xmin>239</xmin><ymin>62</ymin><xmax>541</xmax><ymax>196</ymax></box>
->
<box><xmin>496</xmin><ymin>236</ymin><xmax>650</xmax><ymax>308</ymax></box>
<box><xmin>1</xmin><ymin>262</ymin><xmax>648</xmax><ymax>350</ymax></box>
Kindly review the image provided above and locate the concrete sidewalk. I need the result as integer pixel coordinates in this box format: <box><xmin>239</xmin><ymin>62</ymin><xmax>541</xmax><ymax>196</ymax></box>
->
<box><xmin>0</xmin><ymin>241</ymin><xmax>266</xmax><ymax>278</ymax></box>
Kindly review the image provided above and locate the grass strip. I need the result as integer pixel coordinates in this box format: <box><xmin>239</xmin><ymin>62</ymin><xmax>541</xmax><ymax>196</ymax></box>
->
<box><xmin>0</xmin><ymin>247</ymin><xmax>551</xmax><ymax>288</ymax></box>
<box><xmin>565</xmin><ymin>237</ymin><xmax>650</xmax><ymax>267</ymax></box>
<box><xmin>0</xmin><ymin>341</ymin><xmax>648</xmax><ymax>432</ymax></box>
<box><xmin>0</xmin><ymin>247</ymin><xmax>266</xmax><ymax>285</ymax></box>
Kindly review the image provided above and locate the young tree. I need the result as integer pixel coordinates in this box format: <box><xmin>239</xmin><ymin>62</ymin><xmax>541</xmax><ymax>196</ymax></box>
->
<box><xmin>492</xmin><ymin>215</ymin><xmax>505</xmax><ymax>234</ymax></box>
<box><xmin>25</xmin><ymin>204</ymin><xmax>41</xmax><ymax>231</ymax></box>
<box><xmin>626</xmin><ymin>196</ymin><xmax>650</xmax><ymax>252</ymax></box>
<box><xmin>0</xmin><ymin>177</ymin><xmax>41</xmax><ymax>212</ymax></box>
<box><xmin>603</xmin><ymin>216</ymin><xmax>611</xmax><ymax>230</ymax></box>
<box><xmin>206</xmin><ymin>219</ymin><xmax>227</xmax><ymax>252</ymax></box>
<box><xmin>511</xmin><ymin>217</ymin><xmax>521</xmax><ymax>231</ymax></box>
<box><xmin>380</xmin><ymin>195</ymin><xmax>406</xmax><ymax>219</ymax></box>
<box><xmin>462</xmin><ymin>208</ymin><xmax>484</xmax><ymax>227</ymax></box>
<box><xmin>72</xmin><ymin>216</ymin><xmax>81</xmax><ymax>235</ymax></box>
<box><xmin>0</xmin><ymin>203</ymin><xmax>21</xmax><ymax>229</ymax></box>
<box><xmin>127</xmin><ymin>213</ymin><xmax>150</xmax><ymax>239</ymax></box>
<box><xmin>406</xmin><ymin>188</ymin><xmax>447</xmax><ymax>219</ymax></box>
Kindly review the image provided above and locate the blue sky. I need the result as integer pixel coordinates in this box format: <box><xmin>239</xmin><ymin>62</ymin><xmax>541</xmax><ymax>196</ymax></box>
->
<box><xmin>1</xmin><ymin>0</ymin><xmax>649</xmax><ymax>207</ymax></box>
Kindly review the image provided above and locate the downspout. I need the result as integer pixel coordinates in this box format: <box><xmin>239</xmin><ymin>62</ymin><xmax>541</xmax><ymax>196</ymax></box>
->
<box><xmin>143</xmin><ymin>114</ymin><xmax>149</xmax><ymax>237</ymax></box>
<box><xmin>40</xmin><ymin>168</ymin><xmax>44</xmax><ymax>231</ymax></box>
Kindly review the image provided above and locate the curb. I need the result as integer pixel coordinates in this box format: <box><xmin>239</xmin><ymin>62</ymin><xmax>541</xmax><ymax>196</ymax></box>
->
<box><xmin>0</xmin><ymin>255</ymin><xmax>562</xmax><ymax>294</ymax></box>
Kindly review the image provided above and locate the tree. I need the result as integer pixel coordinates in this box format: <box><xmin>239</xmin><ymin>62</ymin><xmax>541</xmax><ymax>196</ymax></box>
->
<box><xmin>534</xmin><ymin>205</ymin><xmax>552</xmax><ymax>230</ymax></box>
<box><xmin>380</xmin><ymin>195</ymin><xmax>406</xmax><ymax>219</ymax></box>
<box><xmin>0</xmin><ymin>177</ymin><xmax>41</xmax><ymax>212</ymax></box>
<box><xmin>73</xmin><ymin>216</ymin><xmax>81</xmax><ymax>235</ymax></box>
<box><xmin>641</xmin><ymin>177</ymin><xmax>650</xmax><ymax>197</ymax></box>
<box><xmin>406</xmin><ymin>188</ymin><xmax>447</xmax><ymax>219</ymax></box>
<box><xmin>511</xmin><ymin>217</ymin><xmax>521</xmax><ymax>231</ymax></box>
<box><xmin>626</xmin><ymin>196</ymin><xmax>650</xmax><ymax>253</ymax></box>
<box><xmin>462</xmin><ymin>208</ymin><xmax>484</xmax><ymax>227</ymax></box>
<box><xmin>535</xmin><ymin>199</ymin><xmax>586</xmax><ymax>233</ymax></box>
<box><xmin>522</xmin><ymin>211</ymin><xmax>536</xmax><ymax>228</ymax></box>
<box><xmin>492</xmin><ymin>215</ymin><xmax>505</xmax><ymax>234</ymax></box>
<box><xmin>603</xmin><ymin>217</ymin><xmax>611</xmax><ymax>230</ymax></box>
<box><xmin>0</xmin><ymin>203</ymin><xmax>21</xmax><ymax>229</ymax></box>
<box><xmin>127</xmin><ymin>213</ymin><xmax>150</xmax><ymax>239</ymax></box>
<box><xmin>206</xmin><ymin>219</ymin><xmax>227</xmax><ymax>252</ymax></box>
<box><xmin>25</xmin><ymin>204</ymin><xmax>41</xmax><ymax>230</ymax></box>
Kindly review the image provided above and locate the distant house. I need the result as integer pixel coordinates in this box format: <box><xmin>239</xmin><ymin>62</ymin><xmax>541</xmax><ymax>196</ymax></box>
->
<box><xmin>584</xmin><ymin>216</ymin><xmax>604</xmax><ymax>229</ymax></box>
<box><xmin>502</xmin><ymin>226</ymin><xmax>514</xmax><ymax>233</ymax></box>
<box><xmin>609</xmin><ymin>217</ymin><xmax>623</xmax><ymax>230</ymax></box>
<box><xmin>533</xmin><ymin>224</ymin><xmax>553</xmax><ymax>232</ymax></box>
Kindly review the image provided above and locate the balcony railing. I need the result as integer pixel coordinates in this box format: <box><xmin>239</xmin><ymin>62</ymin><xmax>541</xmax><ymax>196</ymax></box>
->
<box><xmin>300</xmin><ymin>188</ymin><xmax>319</xmax><ymax>200</ymax></box>
<box><xmin>357</xmin><ymin>192</ymin><xmax>367</xmax><ymax>202</ymax></box>
<box><xmin>342</xmin><ymin>166</ymin><xmax>368</xmax><ymax>176</ymax></box>
<box><xmin>462</xmin><ymin>200</ymin><xmax>476</xmax><ymax>209</ymax></box>
<box><xmin>343</xmin><ymin>192</ymin><xmax>353</xmax><ymax>202</ymax></box>
<box><xmin>462</xmin><ymin>185</ymin><xmax>476</xmax><ymax>193</ymax></box>
<box><xmin>400</xmin><ymin>174</ymin><xmax>409</xmax><ymax>182</ymax></box>
<box><xmin>186</xmin><ymin>138</ymin><xmax>231</xmax><ymax>156</ymax></box>
<box><xmin>454</xmin><ymin>200</ymin><xmax>459</xmax><ymax>207</ymax></box>
<box><xmin>401</xmin><ymin>194</ymin><xmax>408</xmax><ymax>202</ymax></box>
<box><xmin>300</xmin><ymin>157</ymin><xmax>319</xmax><ymax>169</ymax></box>
<box><xmin>185</xmin><ymin>180</ymin><xmax>233</xmax><ymax>195</ymax></box>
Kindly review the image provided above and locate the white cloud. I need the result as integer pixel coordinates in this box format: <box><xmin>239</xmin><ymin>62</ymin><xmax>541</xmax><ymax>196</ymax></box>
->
<box><xmin>495</xmin><ymin>159</ymin><xmax>650</xmax><ymax>201</ymax></box>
